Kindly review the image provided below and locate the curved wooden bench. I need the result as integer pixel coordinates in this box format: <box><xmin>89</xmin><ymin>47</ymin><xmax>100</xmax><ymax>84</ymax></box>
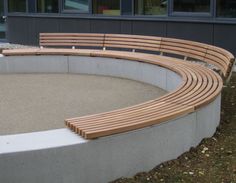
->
<box><xmin>2</xmin><ymin>33</ymin><xmax>234</xmax><ymax>140</ymax></box>
<box><xmin>65</xmin><ymin>52</ymin><xmax>222</xmax><ymax>139</ymax></box>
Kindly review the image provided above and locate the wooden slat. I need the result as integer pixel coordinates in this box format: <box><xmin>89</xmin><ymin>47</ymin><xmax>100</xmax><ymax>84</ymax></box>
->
<box><xmin>104</xmin><ymin>34</ymin><xmax>161</xmax><ymax>52</ymax></box>
<box><xmin>39</xmin><ymin>33</ymin><xmax>105</xmax><ymax>48</ymax></box>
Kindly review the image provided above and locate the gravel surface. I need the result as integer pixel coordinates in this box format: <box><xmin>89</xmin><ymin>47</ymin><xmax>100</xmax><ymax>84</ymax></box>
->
<box><xmin>0</xmin><ymin>74</ymin><xmax>167</xmax><ymax>135</ymax></box>
<box><xmin>0</xmin><ymin>43</ymin><xmax>36</xmax><ymax>50</ymax></box>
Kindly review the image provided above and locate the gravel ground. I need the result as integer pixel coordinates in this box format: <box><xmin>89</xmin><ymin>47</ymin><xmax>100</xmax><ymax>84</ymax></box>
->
<box><xmin>0</xmin><ymin>74</ymin><xmax>166</xmax><ymax>135</ymax></box>
<box><xmin>0</xmin><ymin>43</ymin><xmax>36</xmax><ymax>51</ymax></box>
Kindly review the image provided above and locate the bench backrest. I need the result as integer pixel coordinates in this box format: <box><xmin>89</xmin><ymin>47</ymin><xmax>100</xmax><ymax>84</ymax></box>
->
<box><xmin>39</xmin><ymin>33</ymin><xmax>235</xmax><ymax>79</ymax></box>
<box><xmin>40</xmin><ymin>33</ymin><xmax>105</xmax><ymax>48</ymax></box>
<box><xmin>159</xmin><ymin>37</ymin><xmax>235</xmax><ymax>78</ymax></box>
<box><xmin>204</xmin><ymin>45</ymin><xmax>235</xmax><ymax>78</ymax></box>
<box><xmin>103</xmin><ymin>34</ymin><xmax>161</xmax><ymax>52</ymax></box>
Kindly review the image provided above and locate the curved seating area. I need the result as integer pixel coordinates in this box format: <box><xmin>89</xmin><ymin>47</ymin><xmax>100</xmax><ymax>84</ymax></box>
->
<box><xmin>0</xmin><ymin>33</ymin><xmax>234</xmax><ymax>183</ymax></box>
<box><xmin>3</xmin><ymin>33</ymin><xmax>235</xmax><ymax>139</ymax></box>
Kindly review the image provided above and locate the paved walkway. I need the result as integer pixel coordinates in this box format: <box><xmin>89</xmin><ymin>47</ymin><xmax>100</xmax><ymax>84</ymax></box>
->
<box><xmin>0</xmin><ymin>74</ymin><xmax>167</xmax><ymax>135</ymax></box>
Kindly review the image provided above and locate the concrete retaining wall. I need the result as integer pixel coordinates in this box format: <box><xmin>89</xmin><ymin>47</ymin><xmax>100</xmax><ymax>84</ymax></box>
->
<box><xmin>0</xmin><ymin>55</ymin><xmax>220</xmax><ymax>183</ymax></box>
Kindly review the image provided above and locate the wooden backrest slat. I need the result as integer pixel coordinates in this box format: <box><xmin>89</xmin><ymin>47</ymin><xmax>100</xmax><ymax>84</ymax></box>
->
<box><xmin>41</xmin><ymin>42</ymin><xmax>102</xmax><ymax>47</ymax></box>
<box><xmin>105</xmin><ymin>34</ymin><xmax>162</xmax><ymax>40</ymax></box>
<box><xmin>40</xmin><ymin>37</ymin><xmax>104</xmax><ymax>41</ymax></box>
<box><xmin>160</xmin><ymin>38</ymin><xmax>207</xmax><ymax>59</ymax></box>
<box><xmin>41</xmin><ymin>40</ymin><xmax>103</xmax><ymax>43</ymax></box>
<box><xmin>103</xmin><ymin>34</ymin><xmax>161</xmax><ymax>52</ymax></box>
<box><xmin>104</xmin><ymin>38</ymin><xmax>161</xmax><ymax>44</ymax></box>
<box><xmin>204</xmin><ymin>53</ymin><xmax>228</xmax><ymax>69</ymax></box>
<box><xmin>160</xmin><ymin>37</ymin><xmax>234</xmax><ymax>78</ymax></box>
<box><xmin>40</xmin><ymin>33</ymin><xmax>104</xmax><ymax>37</ymax></box>
<box><xmin>205</xmin><ymin>46</ymin><xmax>234</xmax><ymax>76</ymax></box>
<box><xmin>39</xmin><ymin>33</ymin><xmax>105</xmax><ymax>48</ymax></box>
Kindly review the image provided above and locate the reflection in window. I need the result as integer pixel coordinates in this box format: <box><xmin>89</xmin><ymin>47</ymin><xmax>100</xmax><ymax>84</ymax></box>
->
<box><xmin>37</xmin><ymin>0</ymin><xmax>59</xmax><ymax>13</ymax></box>
<box><xmin>135</xmin><ymin>0</ymin><xmax>167</xmax><ymax>15</ymax></box>
<box><xmin>173</xmin><ymin>0</ymin><xmax>210</xmax><ymax>13</ymax></box>
<box><xmin>0</xmin><ymin>1</ymin><xmax>3</xmax><ymax>13</ymax></box>
<box><xmin>93</xmin><ymin>0</ymin><xmax>120</xmax><ymax>16</ymax></box>
<box><xmin>64</xmin><ymin>0</ymin><xmax>89</xmax><ymax>12</ymax></box>
<box><xmin>217</xmin><ymin>0</ymin><xmax>236</xmax><ymax>18</ymax></box>
<box><xmin>0</xmin><ymin>1</ymin><xmax>5</xmax><ymax>39</ymax></box>
<box><xmin>8</xmin><ymin>0</ymin><xmax>26</xmax><ymax>12</ymax></box>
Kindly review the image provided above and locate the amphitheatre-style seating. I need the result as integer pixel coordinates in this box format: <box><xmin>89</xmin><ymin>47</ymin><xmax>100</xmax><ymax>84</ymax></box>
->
<box><xmin>2</xmin><ymin>33</ymin><xmax>235</xmax><ymax>140</ymax></box>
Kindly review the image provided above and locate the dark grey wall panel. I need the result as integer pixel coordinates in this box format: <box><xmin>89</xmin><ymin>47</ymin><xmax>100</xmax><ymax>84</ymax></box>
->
<box><xmin>34</xmin><ymin>18</ymin><xmax>60</xmax><ymax>33</ymax></box>
<box><xmin>120</xmin><ymin>21</ymin><xmax>132</xmax><ymax>34</ymax></box>
<box><xmin>132</xmin><ymin>21</ymin><xmax>166</xmax><ymax>36</ymax></box>
<box><xmin>27</xmin><ymin>18</ymin><xmax>37</xmax><ymax>45</ymax></box>
<box><xmin>7</xmin><ymin>17</ymin><xmax>31</xmax><ymax>44</ymax></box>
<box><xmin>90</xmin><ymin>20</ymin><xmax>121</xmax><ymax>33</ymax></box>
<box><xmin>58</xmin><ymin>19</ymin><xmax>90</xmax><ymax>33</ymax></box>
<box><xmin>167</xmin><ymin>22</ymin><xmax>213</xmax><ymax>44</ymax></box>
<box><xmin>214</xmin><ymin>24</ymin><xmax>236</xmax><ymax>55</ymax></box>
<box><xmin>34</xmin><ymin>18</ymin><xmax>60</xmax><ymax>44</ymax></box>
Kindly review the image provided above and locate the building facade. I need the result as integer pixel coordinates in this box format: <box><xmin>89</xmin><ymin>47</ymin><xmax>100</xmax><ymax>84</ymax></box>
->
<box><xmin>1</xmin><ymin>0</ymin><xmax>236</xmax><ymax>55</ymax></box>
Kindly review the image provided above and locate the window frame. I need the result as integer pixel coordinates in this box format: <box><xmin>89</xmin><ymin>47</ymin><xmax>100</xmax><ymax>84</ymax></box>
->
<box><xmin>169</xmin><ymin>0</ymin><xmax>214</xmax><ymax>17</ymax></box>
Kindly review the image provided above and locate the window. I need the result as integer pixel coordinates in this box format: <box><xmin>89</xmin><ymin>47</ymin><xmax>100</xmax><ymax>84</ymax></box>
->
<box><xmin>217</xmin><ymin>0</ymin><xmax>236</xmax><ymax>18</ymax></box>
<box><xmin>0</xmin><ymin>1</ymin><xmax>5</xmax><ymax>39</ymax></box>
<box><xmin>63</xmin><ymin>0</ymin><xmax>89</xmax><ymax>12</ymax></box>
<box><xmin>37</xmin><ymin>0</ymin><xmax>59</xmax><ymax>13</ymax></box>
<box><xmin>93</xmin><ymin>0</ymin><xmax>120</xmax><ymax>16</ymax></box>
<box><xmin>0</xmin><ymin>1</ymin><xmax>3</xmax><ymax>13</ymax></box>
<box><xmin>135</xmin><ymin>0</ymin><xmax>167</xmax><ymax>15</ymax></box>
<box><xmin>8</xmin><ymin>0</ymin><xmax>26</xmax><ymax>12</ymax></box>
<box><xmin>28</xmin><ymin>0</ymin><xmax>36</xmax><ymax>13</ymax></box>
<box><xmin>173</xmin><ymin>0</ymin><xmax>210</xmax><ymax>13</ymax></box>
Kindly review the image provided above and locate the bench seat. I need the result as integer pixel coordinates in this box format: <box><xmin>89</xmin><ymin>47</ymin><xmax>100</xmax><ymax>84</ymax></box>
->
<box><xmin>2</xmin><ymin>33</ymin><xmax>233</xmax><ymax>139</ymax></box>
<box><xmin>2</xmin><ymin>47</ymin><xmax>224</xmax><ymax>139</ymax></box>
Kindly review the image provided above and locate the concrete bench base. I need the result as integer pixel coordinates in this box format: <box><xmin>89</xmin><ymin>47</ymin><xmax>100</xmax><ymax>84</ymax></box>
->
<box><xmin>0</xmin><ymin>55</ymin><xmax>220</xmax><ymax>183</ymax></box>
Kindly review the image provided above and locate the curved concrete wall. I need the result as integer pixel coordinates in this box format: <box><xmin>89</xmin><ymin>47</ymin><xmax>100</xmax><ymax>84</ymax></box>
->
<box><xmin>0</xmin><ymin>55</ymin><xmax>220</xmax><ymax>183</ymax></box>
<box><xmin>0</xmin><ymin>55</ymin><xmax>182</xmax><ymax>92</ymax></box>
